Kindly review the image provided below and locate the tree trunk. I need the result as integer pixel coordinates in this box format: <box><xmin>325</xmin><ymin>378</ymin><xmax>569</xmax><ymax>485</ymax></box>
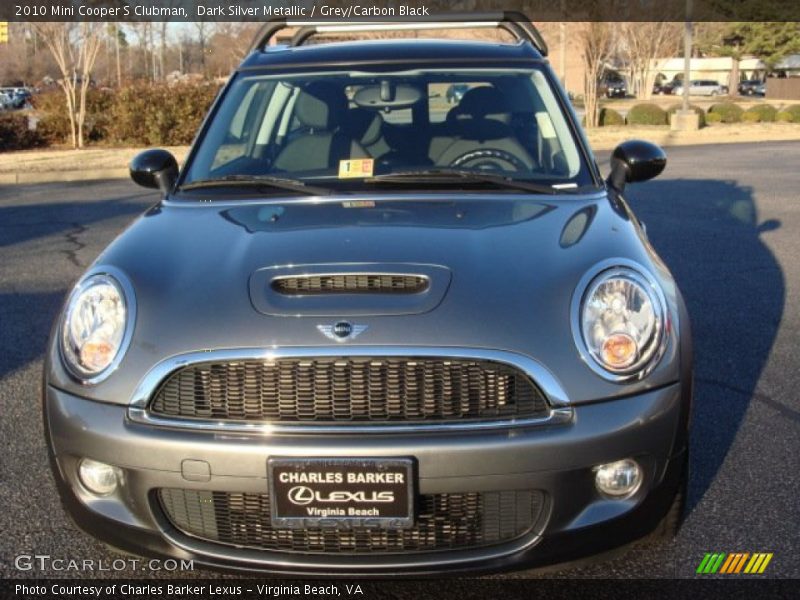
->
<box><xmin>730</xmin><ymin>57</ymin><xmax>740</xmax><ymax>96</ymax></box>
<box><xmin>115</xmin><ymin>24</ymin><xmax>121</xmax><ymax>86</ymax></box>
<box><xmin>59</xmin><ymin>77</ymin><xmax>77</xmax><ymax>149</ymax></box>
<box><xmin>159</xmin><ymin>22</ymin><xmax>167</xmax><ymax>80</ymax></box>
<box><xmin>584</xmin><ymin>74</ymin><xmax>599</xmax><ymax>128</ymax></box>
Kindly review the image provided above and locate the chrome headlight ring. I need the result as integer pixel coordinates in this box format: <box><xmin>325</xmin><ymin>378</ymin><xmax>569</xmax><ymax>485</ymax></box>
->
<box><xmin>59</xmin><ymin>268</ymin><xmax>136</xmax><ymax>385</ymax></box>
<box><xmin>571</xmin><ymin>259</ymin><xmax>669</xmax><ymax>383</ymax></box>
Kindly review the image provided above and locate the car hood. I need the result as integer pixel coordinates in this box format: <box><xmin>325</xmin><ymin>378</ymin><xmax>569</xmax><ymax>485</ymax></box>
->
<box><xmin>48</xmin><ymin>192</ymin><xmax>681</xmax><ymax>405</ymax></box>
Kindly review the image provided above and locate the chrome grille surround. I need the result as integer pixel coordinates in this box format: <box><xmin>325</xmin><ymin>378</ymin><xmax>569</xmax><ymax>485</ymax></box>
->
<box><xmin>128</xmin><ymin>347</ymin><xmax>572</xmax><ymax>434</ymax></box>
<box><xmin>149</xmin><ymin>356</ymin><xmax>548</xmax><ymax>423</ymax></box>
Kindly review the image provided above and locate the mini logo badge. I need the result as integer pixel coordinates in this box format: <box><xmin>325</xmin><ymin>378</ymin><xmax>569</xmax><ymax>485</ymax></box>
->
<box><xmin>317</xmin><ymin>321</ymin><xmax>367</xmax><ymax>342</ymax></box>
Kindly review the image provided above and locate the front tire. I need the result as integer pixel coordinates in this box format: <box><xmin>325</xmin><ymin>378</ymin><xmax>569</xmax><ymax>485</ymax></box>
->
<box><xmin>651</xmin><ymin>451</ymin><xmax>688</xmax><ymax>540</ymax></box>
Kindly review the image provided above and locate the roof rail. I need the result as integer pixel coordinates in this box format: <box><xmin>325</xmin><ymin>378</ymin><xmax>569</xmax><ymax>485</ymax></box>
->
<box><xmin>249</xmin><ymin>12</ymin><xmax>548</xmax><ymax>56</ymax></box>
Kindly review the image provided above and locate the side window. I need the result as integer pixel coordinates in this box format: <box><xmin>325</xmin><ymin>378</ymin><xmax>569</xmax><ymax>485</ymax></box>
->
<box><xmin>210</xmin><ymin>82</ymin><xmax>274</xmax><ymax>170</ymax></box>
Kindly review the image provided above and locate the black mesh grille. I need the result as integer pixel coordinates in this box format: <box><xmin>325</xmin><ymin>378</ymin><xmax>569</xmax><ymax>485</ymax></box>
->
<box><xmin>158</xmin><ymin>489</ymin><xmax>543</xmax><ymax>554</ymax></box>
<box><xmin>272</xmin><ymin>274</ymin><xmax>428</xmax><ymax>295</ymax></box>
<box><xmin>149</xmin><ymin>357</ymin><xmax>548</xmax><ymax>423</ymax></box>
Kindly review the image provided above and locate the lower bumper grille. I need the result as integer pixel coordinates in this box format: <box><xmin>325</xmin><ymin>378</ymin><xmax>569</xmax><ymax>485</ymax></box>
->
<box><xmin>158</xmin><ymin>489</ymin><xmax>543</xmax><ymax>554</ymax></box>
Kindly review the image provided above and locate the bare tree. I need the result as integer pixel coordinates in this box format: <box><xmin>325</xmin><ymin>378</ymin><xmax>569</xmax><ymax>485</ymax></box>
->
<box><xmin>159</xmin><ymin>22</ymin><xmax>168</xmax><ymax>81</ymax></box>
<box><xmin>33</xmin><ymin>23</ymin><xmax>103</xmax><ymax>148</ymax></box>
<box><xmin>618</xmin><ymin>22</ymin><xmax>681</xmax><ymax>100</ymax></box>
<box><xmin>211</xmin><ymin>23</ymin><xmax>259</xmax><ymax>75</ymax></box>
<box><xmin>194</xmin><ymin>21</ymin><xmax>213</xmax><ymax>78</ymax></box>
<box><xmin>579</xmin><ymin>22</ymin><xmax>616</xmax><ymax>129</ymax></box>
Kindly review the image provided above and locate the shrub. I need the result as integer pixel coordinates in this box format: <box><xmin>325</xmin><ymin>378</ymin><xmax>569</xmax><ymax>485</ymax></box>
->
<box><xmin>743</xmin><ymin>104</ymin><xmax>778</xmax><ymax>122</ymax></box>
<box><xmin>625</xmin><ymin>103</ymin><xmax>668</xmax><ymax>125</ymax></box>
<box><xmin>776</xmin><ymin>105</ymin><xmax>800</xmax><ymax>124</ymax></box>
<box><xmin>776</xmin><ymin>110</ymin><xmax>794</xmax><ymax>123</ymax></box>
<box><xmin>598</xmin><ymin>107</ymin><xmax>624</xmax><ymax>126</ymax></box>
<box><xmin>33</xmin><ymin>89</ymin><xmax>113</xmax><ymax>145</ymax></box>
<box><xmin>30</xmin><ymin>83</ymin><xmax>221</xmax><ymax>147</ymax></box>
<box><xmin>708</xmin><ymin>102</ymin><xmax>744</xmax><ymax>123</ymax></box>
<box><xmin>0</xmin><ymin>114</ymin><xmax>45</xmax><ymax>151</ymax></box>
<box><xmin>705</xmin><ymin>112</ymin><xmax>723</xmax><ymax>123</ymax></box>
<box><xmin>666</xmin><ymin>103</ymin><xmax>706</xmax><ymax>128</ymax></box>
<box><xmin>108</xmin><ymin>83</ymin><xmax>220</xmax><ymax>146</ymax></box>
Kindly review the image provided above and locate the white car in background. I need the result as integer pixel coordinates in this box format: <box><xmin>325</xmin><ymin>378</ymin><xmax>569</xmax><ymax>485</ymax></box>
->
<box><xmin>672</xmin><ymin>80</ymin><xmax>728</xmax><ymax>96</ymax></box>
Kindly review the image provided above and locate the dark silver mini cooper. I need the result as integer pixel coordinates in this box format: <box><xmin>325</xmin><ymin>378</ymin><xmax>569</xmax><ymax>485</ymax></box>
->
<box><xmin>44</xmin><ymin>14</ymin><xmax>692</xmax><ymax>575</ymax></box>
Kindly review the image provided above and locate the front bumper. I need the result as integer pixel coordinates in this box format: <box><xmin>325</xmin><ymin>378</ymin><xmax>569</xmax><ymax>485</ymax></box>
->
<box><xmin>44</xmin><ymin>382</ymin><xmax>687</xmax><ymax>575</ymax></box>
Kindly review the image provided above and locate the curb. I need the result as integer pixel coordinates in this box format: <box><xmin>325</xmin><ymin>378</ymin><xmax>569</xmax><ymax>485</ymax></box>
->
<box><xmin>0</xmin><ymin>168</ymin><xmax>130</xmax><ymax>185</ymax></box>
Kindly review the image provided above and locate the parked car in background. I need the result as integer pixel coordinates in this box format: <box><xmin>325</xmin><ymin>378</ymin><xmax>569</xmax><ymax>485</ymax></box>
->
<box><xmin>738</xmin><ymin>79</ymin><xmax>763</xmax><ymax>96</ymax></box>
<box><xmin>672</xmin><ymin>80</ymin><xmax>727</xmax><ymax>96</ymax></box>
<box><xmin>754</xmin><ymin>82</ymin><xmax>766</xmax><ymax>97</ymax></box>
<box><xmin>0</xmin><ymin>87</ymin><xmax>32</xmax><ymax>109</ymax></box>
<box><xmin>653</xmin><ymin>81</ymin><xmax>676</xmax><ymax>95</ymax></box>
<box><xmin>599</xmin><ymin>74</ymin><xmax>627</xmax><ymax>98</ymax></box>
<box><xmin>0</xmin><ymin>92</ymin><xmax>13</xmax><ymax>111</ymax></box>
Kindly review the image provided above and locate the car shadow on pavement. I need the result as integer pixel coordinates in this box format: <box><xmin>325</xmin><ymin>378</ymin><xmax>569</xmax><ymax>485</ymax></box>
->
<box><xmin>0</xmin><ymin>193</ymin><xmax>150</xmax><ymax>249</ymax></box>
<box><xmin>626</xmin><ymin>178</ymin><xmax>784</xmax><ymax>517</ymax></box>
<box><xmin>0</xmin><ymin>291</ymin><xmax>66</xmax><ymax>381</ymax></box>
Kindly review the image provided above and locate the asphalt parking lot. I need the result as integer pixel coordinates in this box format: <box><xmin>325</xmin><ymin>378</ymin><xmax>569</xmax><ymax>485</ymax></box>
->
<box><xmin>0</xmin><ymin>141</ymin><xmax>798</xmax><ymax>579</ymax></box>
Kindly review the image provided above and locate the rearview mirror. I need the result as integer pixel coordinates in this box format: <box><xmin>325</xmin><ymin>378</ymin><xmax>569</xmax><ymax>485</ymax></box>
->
<box><xmin>129</xmin><ymin>149</ymin><xmax>178</xmax><ymax>194</ymax></box>
<box><xmin>607</xmin><ymin>140</ymin><xmax>666</xmax><ymax>192</ymax></box>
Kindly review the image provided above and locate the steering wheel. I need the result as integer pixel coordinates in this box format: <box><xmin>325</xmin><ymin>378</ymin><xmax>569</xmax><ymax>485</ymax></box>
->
<box><xmin>449</xmin><ymin>148</ymin><xmax>526</xmax><ymax>173</ymax></box>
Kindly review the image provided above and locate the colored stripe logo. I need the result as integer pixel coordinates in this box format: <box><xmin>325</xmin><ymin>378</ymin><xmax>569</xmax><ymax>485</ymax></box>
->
<box><xmin>696</xmin><ymin>552</ymin><xmax>773</xmax><ymax>574</ymax></box>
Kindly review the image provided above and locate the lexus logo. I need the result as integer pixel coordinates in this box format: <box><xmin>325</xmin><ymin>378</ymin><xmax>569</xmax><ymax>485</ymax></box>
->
<box><xmin>317</xmin><ymin>321</ymin><xmax>368</xmax><ymax>342</ymax></box>
<box><xmin>287</xmin><ymin>486</ymin><xmax>315</xmax><ymax>505</ymax></box>
<box><xmin>287</xmin><ymin>486</ymin><xmax>394</xmax><ymax>505</ymax></box>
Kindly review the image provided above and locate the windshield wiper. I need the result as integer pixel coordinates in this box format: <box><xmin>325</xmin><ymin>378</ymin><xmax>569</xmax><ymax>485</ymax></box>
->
<box><xmin>367</xmin><ymin>169</ymin><xmax>571</xmax><ymax>195</ymax></box>
<box><xmin>179</xmin><ymin>174</ymin><xmax>331</xmax><ymax>196</ymax></box>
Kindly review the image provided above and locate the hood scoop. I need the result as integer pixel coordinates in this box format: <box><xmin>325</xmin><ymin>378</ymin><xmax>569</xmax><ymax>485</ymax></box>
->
<box><xmin>272</xmin><ymin>273</ymin><xmax>429</xmax><ymax>296</ymax></box>
<box><xmin>250</xmin><ymin>263</ymin><xmax>451</xmax><ymax>317</ymax></box>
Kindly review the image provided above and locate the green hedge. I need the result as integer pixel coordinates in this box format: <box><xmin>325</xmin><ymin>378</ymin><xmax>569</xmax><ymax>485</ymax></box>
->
<box><xmin>743</xmin><ymin>104</ymin><xmax>778</xmax><ymax>123</ymax></box>
<box><xmin>33</xmin><ymin>89</ymin><xmax>113</xmax><ymax>144</ymax></box>
<box><xmin>29</xmin><ymin>83</ymin><xmax>221</xmax><ymax>148</ymax></box>
<box><xmin>708</xmin><ymin>102</ymin><xmax>744</xmax><ymax>123</ymax></box>
<box><xmin>0</xmin><ymin>114</ymin><xmax>45</xmax><ymax>151</ymax></box>
<box><xmin>626</xmin><ymin>103</ymin><xmax>668</xmax><ymax>125</ymax></box>
<box><xmin>108</xmin><ymin>83</ymin><xmax>219</xmax><ymax>145</ymax></box>
<box><xmin>706</xmin><ymin>112</ymin><xmax>723</xmax><ymax>123</ymax></box>
<box><xmin>666</xmin><ymin>103</ymin><xmax>706</xmax><ymax>128</ymax></box>
<box><xmin>598</xmin><ymin>107</ymin><xmax>624</xmax><ymax>126</ymax></box>
<box><xmin>776</xmin><ymin>105</ymin><xmax>800</xmax><ymax>123</ymax></box>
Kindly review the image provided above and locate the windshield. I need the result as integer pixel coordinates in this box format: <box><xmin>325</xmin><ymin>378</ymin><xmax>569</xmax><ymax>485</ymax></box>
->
<box><xmin>182</xmin><ymin>67</ymin><xmax>595</xmax><ymax>193</ymax></box>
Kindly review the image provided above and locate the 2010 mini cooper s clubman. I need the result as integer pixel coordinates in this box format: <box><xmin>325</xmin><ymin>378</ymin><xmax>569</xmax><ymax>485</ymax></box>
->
<box><xmin>44</xmin><ymin>13</ymin><xmax>692</xmax><ymax>575</ymax></box>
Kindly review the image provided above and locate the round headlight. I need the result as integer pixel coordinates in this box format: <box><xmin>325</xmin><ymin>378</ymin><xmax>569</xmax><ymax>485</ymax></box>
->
<box><xmin>60</xmin><ymin>273</ymin><xmax>132</xmax><ymax>383</ymax></box>
<box><xmin>577</xmin><ymin>266</ymin><xmax>665</xmax><ymax>379</ymax></box>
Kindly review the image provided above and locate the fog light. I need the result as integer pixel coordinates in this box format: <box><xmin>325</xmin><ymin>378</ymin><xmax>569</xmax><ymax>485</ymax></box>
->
<box><xmin>594</xmin><ymin>459</ymin><xmax>642</xmax><ymax>498</ymax></box>
<box><xmin>78</xmin><ymin>458</ymin><xmax>119</xmax><ymax>496</ymax></box>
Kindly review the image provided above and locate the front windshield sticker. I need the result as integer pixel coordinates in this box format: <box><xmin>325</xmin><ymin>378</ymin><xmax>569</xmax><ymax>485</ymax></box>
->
<box><xmin>339</xmin><ymin>159</ymin><xmax>374</xmax><ymax>179</ymax></box>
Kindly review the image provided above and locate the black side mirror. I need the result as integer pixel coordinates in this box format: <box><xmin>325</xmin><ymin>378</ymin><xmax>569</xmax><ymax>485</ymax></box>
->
<box><xmin>607</xmin><ymin>140</ymin><xmax>666</xmax><ymax>192</ymax></box>
<box><xmin>129</xmin><ymin>149</ymin><xmax>178</xmax><ymax>194</ymax></box>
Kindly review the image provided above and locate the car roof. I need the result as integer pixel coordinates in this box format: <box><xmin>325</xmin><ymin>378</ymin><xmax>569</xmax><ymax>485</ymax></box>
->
<box><xmin>238</xmin><ymin>39</ymin><xmax>543</xmax><ymax>71</ymax></box>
